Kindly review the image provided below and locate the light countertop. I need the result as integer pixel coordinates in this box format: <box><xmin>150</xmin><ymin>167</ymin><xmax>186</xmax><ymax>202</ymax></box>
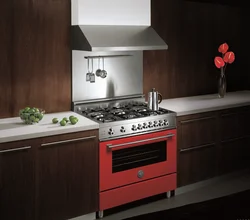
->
<box><xmin>1</xmin><ymin>90</ymin><xmax>250</xmax><ymax>143</ymax></box>
<box><xmin>160</xmin><ymin>90</ymin><xmax>250</xmax><ymax>116</ymax></box>
<box><xmin>0</xmin><ymin>111</ymin><xmax>99</xmax><ymax>143</ymax></box>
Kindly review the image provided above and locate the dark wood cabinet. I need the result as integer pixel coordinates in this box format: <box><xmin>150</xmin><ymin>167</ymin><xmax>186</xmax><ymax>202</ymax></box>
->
<box><xmin>218</xmin><ymin>137</ymin><xmax>250</xmax><ymax>174</ymax></box>
<box><xmin>0</xmin><ymin>129</ymin><xmax>99</xmax><ymax>220</ymax></box>
<box><xmin>0</xmin><ymin>139</ymin><xmax>36</xmax><ymax>220</ymax></box>
<box><xmin>217</xmin><ymin>106</ymin><xmax>250</xmax><ymax>175</ymax></box>
<box><xmin>177</xmin><ymin>106</ymin><xmax>250</xmax><ymax>187</ymax></box>
<box><xmin>177</xmin><ymin>112</ymin><xmax>218</xmax><ymax>186</ymax></box>
<box><xmin>36</xmin><ymin>130</ymin><xmax>99</xmax><ymax>220</ymax></box>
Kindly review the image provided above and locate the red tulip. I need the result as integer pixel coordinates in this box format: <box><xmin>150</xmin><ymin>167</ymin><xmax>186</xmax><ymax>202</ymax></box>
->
<box><xmin>214</xmin><ymin>56</ymin><xmax>225</xmax><ymax>68</ymax></box>
<box><xmin>223</xmin><ymin>51</ymin><xmax>235</xmax><ymax>64</ymax></box>
<box><xmin>218</xmin><ymin>43</ymin><xmax>229</xmax><ymax>54</ymax></box>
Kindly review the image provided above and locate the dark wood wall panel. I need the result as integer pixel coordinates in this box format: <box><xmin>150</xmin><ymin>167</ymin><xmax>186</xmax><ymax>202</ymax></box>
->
<box><xmin>0</xmin><ymin>0</ymin><xmax>12</xmax><ymax>118</ymax></box>
<box><xmin>0</xmin><ymin>0</ymin><xmax>247</xmax><ymax>118</ymax></box>
<box><xmin>0</xmin><ymin>0</ymin><xmax>71</xmax><ymax>118</ymax></box>
<box><xmin>143</xmin><ymin>0</ymin><xmax>246</xmax><ymax>99</ymax></box>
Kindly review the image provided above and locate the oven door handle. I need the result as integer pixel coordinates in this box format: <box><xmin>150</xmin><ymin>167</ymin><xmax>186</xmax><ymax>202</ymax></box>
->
<box><xmin>106</xmin><ymin>133</ymin><xmax>175</xmax><ymax>149</ymax></box>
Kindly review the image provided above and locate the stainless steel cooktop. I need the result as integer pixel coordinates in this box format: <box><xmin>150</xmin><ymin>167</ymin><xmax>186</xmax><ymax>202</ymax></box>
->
<box><xmin>73</xmin><ymin>97</ymin><xmax>176</xmax><ymax>141</ymax></box>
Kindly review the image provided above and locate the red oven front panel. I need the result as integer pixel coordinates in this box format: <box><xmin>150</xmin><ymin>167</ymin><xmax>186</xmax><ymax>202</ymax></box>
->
<box><xmin>100</xmin><ymin>173</ymin><xmax>176</xmax><ymax>210</ymax></box>
<box><xmin>99</xmin><ymin>129</ymin><xmax>177</xmax><ymax>191</ymax></box>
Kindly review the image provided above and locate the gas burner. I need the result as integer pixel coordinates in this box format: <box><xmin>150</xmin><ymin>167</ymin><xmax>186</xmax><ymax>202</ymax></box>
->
<box><xmin>122</xmin><ymin>114</ymin><xmax>137</xmax><ymax>119</ymax></box>
<box><xmin>101</xmin><ymin>118</ymin><xmax>115</xmax><ymax>123</ymax></box>
<box><xmin>145</xmin><ymin>111</ymin><xmax>157</xmax><ymax>116</ymax></box>
<box><xmin>74</xmin><ymin>98</ymin><xmax>177</xmax><ymax>140</ymax></box>
<box><xmin>109</xmin><ymin>109</ymin><xmax>126</xmax><ymax>115</ymax></box>
<box><xmin>131</xmin><ymin>107</ymin><xmax>147</xmax><ymax>112</ymax></box>
<box><xmin>94</xmin><ymin>114</ymin><xmax>104</xmax><ymax>119</ymax></box>
<box><xmin>87</xmin><ymin>112</ymin><xmax>103</xmax><ymax>118</ymax></box>
<box><xmin>98</xmin><ymin>115</ymin><xmax>122</xmax><ymax>123</ymax></box>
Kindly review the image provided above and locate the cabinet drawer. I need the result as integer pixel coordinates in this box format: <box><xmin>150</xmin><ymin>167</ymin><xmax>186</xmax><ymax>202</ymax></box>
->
<box><xmin>218</xmin><ymin>136</ymin><xmax>250</xmax><ymax>174</ymax></box>
<box><xmin>178</xmin><ymin>115</ymin><xmax>217</xmax><ymax>150</ymax></box>
<box><xmin>178</xmin><ymin>143</ymin><xmax>217</xmax><ymax>187</ymax></box>
<box><xmin>220</xmin><ymin>108</ymin><xmax>250</xmax><ymax>140</ymax></box>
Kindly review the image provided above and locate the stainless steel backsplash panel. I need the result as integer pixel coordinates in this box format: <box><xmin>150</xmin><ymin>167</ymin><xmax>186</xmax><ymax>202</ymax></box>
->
<box><xmin>72</xmin><ymin>51</ymin><xmax>143</xmax><ymax>102</ymax></box>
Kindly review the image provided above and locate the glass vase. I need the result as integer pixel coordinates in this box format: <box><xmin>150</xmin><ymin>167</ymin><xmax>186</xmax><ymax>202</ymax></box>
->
<box><xmin>218</xmin><ymin>70</ymin><xmax>226</xmax><ymax>98</ymax></box>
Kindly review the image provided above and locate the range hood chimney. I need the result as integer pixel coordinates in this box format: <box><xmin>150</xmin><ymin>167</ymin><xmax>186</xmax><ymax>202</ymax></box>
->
<box><xmin>71</xmin><ymin>0</ymin><xmax>168</xmax><ymax>52</ymax></box>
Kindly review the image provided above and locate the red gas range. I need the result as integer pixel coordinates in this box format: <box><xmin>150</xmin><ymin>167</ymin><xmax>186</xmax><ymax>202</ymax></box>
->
<box><xmin>73</xmin><ymin>96</ymin><xmax>177</xmax><ymax>218</ymax></box>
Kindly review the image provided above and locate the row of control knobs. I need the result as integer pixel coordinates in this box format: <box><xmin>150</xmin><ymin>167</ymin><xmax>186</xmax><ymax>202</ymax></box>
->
<box><xmin>108</xmin><ymin>127</ymin><xmax>125</xmax><ymax>135</ymax></box>
<box><xmin>107</xmin><ymin>120</ymin><xmax>169</xmax><ymax>135</ymax></box>
<box><xmin>131</xmin><ymin>120</ymin><xmax>169</xmax><ymax>131</ymax></box>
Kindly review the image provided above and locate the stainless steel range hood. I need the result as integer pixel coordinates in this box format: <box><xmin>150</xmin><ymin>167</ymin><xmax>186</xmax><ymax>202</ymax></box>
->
<box><xmin>71</xmin><ymin>0</ymin><xmax>168</xmax><ymax>52</ymax></box>
<box><xmin>71</xmin><ymin>25</ymin><xmax>168</xmax><ymax>52</ymax></box>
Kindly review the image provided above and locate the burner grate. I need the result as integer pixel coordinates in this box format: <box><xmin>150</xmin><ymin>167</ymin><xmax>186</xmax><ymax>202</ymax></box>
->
<box><xmin>79</xmin><ymin>100</ymin><xmax>173</xmax><ymax>123</ymax></box>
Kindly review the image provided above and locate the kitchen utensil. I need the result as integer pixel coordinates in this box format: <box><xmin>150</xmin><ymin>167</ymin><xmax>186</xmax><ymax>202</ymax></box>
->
<box><xmin>100</xmin><ymin>57</ymin><xmax>107</xmax><ymax>78</ymax></box>
<box><xmin>147</xmin><ymin>88</ymin><xmax>162</xmax><ymax>111</ymax></box>
<box><xmin>90</xmin><ymin>58</ymin><xmax>95</xmax><ymax>83</ymax></box>
<box><xmin>95</xmin><ymin>57</ymin><xmax>102</xmax><ymax>77</ymax></box>
<box><xmin>86</xmin><ymin>58</ymin><xmax>90</xmax><ymax>81</ymax></box>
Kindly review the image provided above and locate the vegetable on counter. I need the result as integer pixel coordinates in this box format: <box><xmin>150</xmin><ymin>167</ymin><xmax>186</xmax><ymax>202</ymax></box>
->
<box><xmin>19</xmin><ymin>107</ymin><xmax>45</xmax><ymax>125</ymax></box>
<box><xmin>52</xmin><ymin>115</ymin><xmax>79</xmax><ymax>126</ymax></box>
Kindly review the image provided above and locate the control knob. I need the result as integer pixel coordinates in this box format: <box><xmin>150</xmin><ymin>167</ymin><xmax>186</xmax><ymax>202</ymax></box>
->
<box><xmin>153</xmin><ymin>121</ymin><xmax>158</xmax><ymax>127</ymax></box>
<box><xmin>137</xmin><ymin>124</ymin><xmax>143</xmax><ymax>130</ymax></box>
<box><xmin>108</xmin><ymin>128</ymin><xmax>114</xmax><ymax>135</ymax></box>
<box><xmin>164</xmin><ymin>120</ymin><xmax>169</xmax><ymax>126</ymax></box>
<box><xmin>142</xmin><ymin>122</ymin><xmax>148</xmax><ymax>129</ymax></box>
<box><xmin>158</xmin><ymin>120</ymin><xmax>164</xmax><ymax>126</ymax></box>
<box><xmin>148</xmin><ymin>122</ymin><xmax>153</xmax><ymax>128</ymax></box>
<box><xmin>131</xmin><ymin>125</ymin><xmax>137</xmax><ymax>131</ymax></box>
<box><xmin>120</xmin><ymin>126</ymin><xmax>126</xmax><ymax>133</ymax></box>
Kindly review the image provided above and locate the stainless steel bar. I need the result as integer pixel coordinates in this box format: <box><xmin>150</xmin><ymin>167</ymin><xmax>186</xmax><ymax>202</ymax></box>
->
<box><xmin>41</xmin><ymin>136</ymin><xmax>96</xmax><ymax>147</ymax></box>
<box><xmin>180</xmin><ymin>143</ymin><xmax>215</xmax><ymax>153</ymax></box>
<box><xmin>107</xmin><ymin>134</ymin><xmax>174</xmax><ymax>149</ymax></box>
<box><xmin>0</xmin><ymin>146</ymin><xmax>31</xmax><ymax>154</ymax></box>
<box><xmin>72</xmin><ymin>94</ymin><xmax>145</xmax><ymax>105</ymax></box>
<box><xmin>84</xmin><ymin>55</ymin><xmax>132</xmax><ymax>59</ymax></box>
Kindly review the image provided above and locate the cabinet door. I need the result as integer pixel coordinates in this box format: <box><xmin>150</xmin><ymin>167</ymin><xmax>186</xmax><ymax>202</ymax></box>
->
<box><xmin>177</xmin><ymin>112</ymin><xmax>218</xmax><ymax>187</ymax></box>
<box><xmin>178</xmin><ymin>143</ymin><xmax>217</xmax><ymax>187</ymax></box>
<box><xmin>0</xmin><ymin>140</ymin><xmax>35</xmax><ymax>220</ymax></box>
<box><xmin>177</xmin><ymin>113</ymin><xmax>217</xmax><ymax>150</ymax></box>
<box><xmin>220</xmin><ymin>106</ymin><xmax>250</xmax><ymax>140</ymax></box>
<box><xmin>219</xmin><ymin>106</ymin><xmax>250</xmax><ymax>174</ymax></box>
<box><xmin>36</xmin><ymin>130</ymin><xmax>98</xmax><ymax>220</ymax></box>
<box><xmin>218</xmin><ymin>136</ymin><xmax>250</xmax><ymax>174</ymax></box>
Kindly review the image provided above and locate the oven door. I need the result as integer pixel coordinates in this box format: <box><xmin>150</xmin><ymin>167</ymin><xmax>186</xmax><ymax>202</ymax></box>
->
<box><xmin>99</xmin><ymin>129</ymin><xmax>176</xmax><ymax>191</ymax></box>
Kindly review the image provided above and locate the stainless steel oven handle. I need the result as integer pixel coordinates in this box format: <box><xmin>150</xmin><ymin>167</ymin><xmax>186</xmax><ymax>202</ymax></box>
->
<box><xmin>106</xmin><ymin>134</ymin><xmax>174</xmax><ymax>149</ymax></box>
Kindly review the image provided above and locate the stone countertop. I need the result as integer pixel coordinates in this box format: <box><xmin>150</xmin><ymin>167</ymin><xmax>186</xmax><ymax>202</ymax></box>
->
<box><xmin>160</xmin><ymin>90</ymin><xmax>250</xmax><ymax>116</ymax></box>
<box><xmin>0</xmin><ymin>111</ymin><xmax>99</xmax><ymax>143</ymax></box>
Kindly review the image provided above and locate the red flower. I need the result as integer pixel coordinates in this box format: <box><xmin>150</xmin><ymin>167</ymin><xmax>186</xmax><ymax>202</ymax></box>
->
<box><xmin>214</xmin><ymin>56</ymin><xmax>225</xmax><ymax>69</ymax></box>
<box><xmin>214</xmin><ymin>43</ymin><xmax>235</xmax><ymax>74</ymax></box>
<box><xmin>223</xmin><ymin>51</ymin><xmax>235</xmax><ymax>64</ymax></box>
<box><xmin>218</xmin><ymin>43</ymin><xmax>229</xmax><ymax>54</ymax></box>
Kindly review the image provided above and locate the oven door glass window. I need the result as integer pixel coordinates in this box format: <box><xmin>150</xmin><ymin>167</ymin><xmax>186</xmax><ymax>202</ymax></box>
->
<box><xmin>112</xmin><ymin>140</ymin><xmax>166</xmax><ymax>173</ymax></box>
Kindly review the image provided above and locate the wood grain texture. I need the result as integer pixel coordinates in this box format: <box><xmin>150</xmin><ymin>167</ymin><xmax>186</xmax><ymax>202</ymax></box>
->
<box><xmin>143</xmin><ymin>0</ymin><xmax>246</xmax><ymax>99</ymax></box>
<box><xmin>0</xmin><ymin>0</ymin><xmax>71</xmax><ymax>118</ymax></box>
<box><xmin>36</xmin><ymin>130</ymin><xmax>99</xmax><ymax>220</ymax></box>
<box><xmin>0</xmin><ymin>0</ymin><xmax>248</xmax><ymax>118</ymax></box>
<box><xmin>0</xmin><ymin>139</ymin><xmax>37</xmax><ymax>220</ymax></box>
<box><xmin>0</xmin><ymin>0</ymin><xmax>12</xmax><ymax>118</ymax></box>
<box><xmin>177</xmin><ymin>107</ymin><xmax>250</xmax><ymax>187</ymax></box>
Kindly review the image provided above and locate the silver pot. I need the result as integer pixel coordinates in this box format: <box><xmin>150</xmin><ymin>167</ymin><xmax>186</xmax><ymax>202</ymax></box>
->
<box><xmin>147</xmin><ymin>88</ymin><xmax>162</xmax><ymax>111</ymax></box>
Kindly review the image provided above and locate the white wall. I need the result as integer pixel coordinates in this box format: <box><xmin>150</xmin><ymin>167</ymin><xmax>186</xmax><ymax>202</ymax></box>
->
<box><xmin>71</xmin><ymin>0</ymin><xmax>151</xmax><ymax>26</ymax></box>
